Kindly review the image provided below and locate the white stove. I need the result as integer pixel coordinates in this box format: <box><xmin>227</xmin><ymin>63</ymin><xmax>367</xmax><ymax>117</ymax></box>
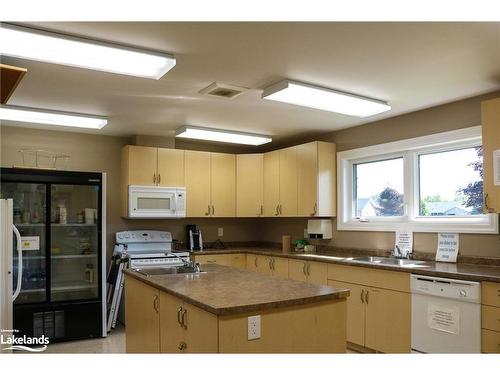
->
<box><xmin>107</xmin><ymin>230</ymin><xmax>189</xmax><ymax>330</ymax></box>
<box><xmin>113</xmin><ymin>230</ymin><xmax>189</xmax><ymax>268</ymax></box>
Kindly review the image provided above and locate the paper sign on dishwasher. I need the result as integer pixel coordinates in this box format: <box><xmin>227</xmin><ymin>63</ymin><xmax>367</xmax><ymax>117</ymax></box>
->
<box><xmin>427</xmin><ymin>303</ymin><xmax>460</xmax><ymax>335</ymax></box>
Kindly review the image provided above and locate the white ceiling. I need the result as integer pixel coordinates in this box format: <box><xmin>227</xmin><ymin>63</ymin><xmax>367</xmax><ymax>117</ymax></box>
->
<box><xmin>2</xmin><ymin>22</ymin><xmax>500</xmax><ymax>143</ymax></box>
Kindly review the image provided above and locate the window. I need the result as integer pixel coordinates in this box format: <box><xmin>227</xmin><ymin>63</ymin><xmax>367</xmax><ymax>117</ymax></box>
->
<box><xmin>338</xmin><ymin>127</ymin><xmax>498</xmax><ymax>233</ymax></box>
<box><xmin>354</xmin><ymin>158</ymin><xmax>404</xmax><ymax>218</ymax></box>
<box><xmin>418</xmin><ymin>147</ymin><xmax>483</xmax><ymax>217</ymax></box>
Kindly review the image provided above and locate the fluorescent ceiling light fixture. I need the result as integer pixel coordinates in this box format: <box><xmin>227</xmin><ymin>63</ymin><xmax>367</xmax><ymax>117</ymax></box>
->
<box><xmin>0</xmin><ymin>23</ymin><xmax>176</xmax><ymax>79</ymax></box>
<box><xmin>262</xmin><ymin>80</ymin><xmax>391</xmax><ymax>117</ymax></box>
<box><xmin>175</xmin><ymin>126</ymin><xmax>272</xmax><ymax>146</ymax></box>
<box><xmin>0</xmin><ymin>106</ymin><xmax>108</xmax><ymax>129</ymax></box>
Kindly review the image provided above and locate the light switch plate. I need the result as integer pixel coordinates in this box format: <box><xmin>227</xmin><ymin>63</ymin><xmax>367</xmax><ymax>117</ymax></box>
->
<box><xmin>218</xmin><ymin>227</ymin><xmax>224</xmax><ymax>237</ymax></box>
<box><xmin>247</xmin><ymin>315</ymin><xmax>261</xmax><ymax>340</ymax></box>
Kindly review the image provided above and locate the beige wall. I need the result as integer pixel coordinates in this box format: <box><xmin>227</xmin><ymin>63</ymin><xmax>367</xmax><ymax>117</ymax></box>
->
<box><xmin>261</xmin><ymin>91</ymin><xmax>500</xmax><ymax>258</ymax></box>
<box><xmin>0</xmin><ymin>126</ymin><xmax>261</xmax><ymax>265</ymax></box>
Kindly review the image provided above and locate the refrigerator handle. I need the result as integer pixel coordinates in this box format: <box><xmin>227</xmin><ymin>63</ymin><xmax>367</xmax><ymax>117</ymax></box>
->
<box><xmin>12</xmin><ymin>224</ymin><xmax>23</xmax><ymax>301</ymax></box>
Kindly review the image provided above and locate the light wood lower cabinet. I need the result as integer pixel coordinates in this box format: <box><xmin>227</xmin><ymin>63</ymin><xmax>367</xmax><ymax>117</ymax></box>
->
<box><xmin>327</xmin><ymin>264</ymin><xmax>411</xmax><ymax>353</ymax></box>
<box><xmin>481</xmin><ymin>281</ymin><xmax>500</xmax><ymax>353</ymax></box>
<box><xmin>260</xmin><ymin>256</ymin><xmax>289</xmax><ymax>278</ymax></box>
<box><xmin>125</xmin><ymin>275</ymin><xmax>160</xmax><ymax>353</ymax></box>
<box><xmin>193</xmin><ymin>253</ymin><xmax>246</xmax><ymax>269</ymax></box>
<box><xmin>160</xmin><ymin>291</ymin><xmax>218</xmax><ymax>353</ymax></box>
<box><xmin>288</xmin><ymin>259</ymin><xmax>328</xmax><ymax>285</ymax></box>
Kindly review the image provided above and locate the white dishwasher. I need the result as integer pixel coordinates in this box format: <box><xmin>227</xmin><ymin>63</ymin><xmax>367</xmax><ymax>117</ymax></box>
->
<box><xmin>411</xmin><ymin>274</ymin><xmax>481</xmax><ymax>353</ymax></box>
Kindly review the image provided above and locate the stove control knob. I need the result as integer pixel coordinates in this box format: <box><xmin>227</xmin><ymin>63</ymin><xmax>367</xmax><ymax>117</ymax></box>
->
<box><xmin>125</xmin><ymin>233</ymin><xmax>130</xmax><ymax>238</ymax></box>
<box><xmin>459</xmin><ymin>289</ymin><xmax>467</xmax><ymax>297</ymax></box>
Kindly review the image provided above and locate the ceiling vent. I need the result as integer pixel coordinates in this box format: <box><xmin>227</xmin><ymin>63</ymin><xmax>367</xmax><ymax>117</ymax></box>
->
<box><xmin>199</xmin><ymin>82</ymin><xmax>248</xmax><ymax>99</ymax></box>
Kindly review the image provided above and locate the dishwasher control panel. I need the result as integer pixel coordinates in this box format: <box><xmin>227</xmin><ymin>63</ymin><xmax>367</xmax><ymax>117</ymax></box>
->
<box><xmin>410</xmin><ymin>274</ymin><xmax>481</xmax><ymax>303</ymax></box>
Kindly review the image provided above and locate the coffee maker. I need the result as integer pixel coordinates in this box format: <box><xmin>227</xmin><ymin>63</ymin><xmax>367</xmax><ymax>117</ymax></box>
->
<box><xmin>187</xmin><ymin>224</ymin><xmax>203</xmax><ymax>251</ymax></box>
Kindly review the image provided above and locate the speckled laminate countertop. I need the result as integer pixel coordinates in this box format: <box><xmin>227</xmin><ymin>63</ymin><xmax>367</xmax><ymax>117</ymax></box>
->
<box><xmin>124</xmin><ymin>264</ymin><xmax>350</xmax><ymax>316</ymax></box>
<box><xmin>191</xmin><ymin>247</ymin><xmax>500</xmax><ymax>283</ymax></box>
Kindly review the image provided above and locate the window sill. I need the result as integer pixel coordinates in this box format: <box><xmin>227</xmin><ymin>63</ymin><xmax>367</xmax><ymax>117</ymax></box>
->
<box><xmin>337</xmin><ymin>213</ymin><xmax>499</xmax><ymax>234</ymax></box>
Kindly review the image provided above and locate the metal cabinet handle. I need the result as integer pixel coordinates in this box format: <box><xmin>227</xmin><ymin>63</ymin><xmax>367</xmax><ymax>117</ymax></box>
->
<box><xmin>207</xmin><ymin>260</ymin><xmax>216</xmax><ymax>263</ymax></box>
<box><xmin>365</xmin><ymin>290</ymin><xmax>369</xmax><ymax>304</ymax></box>
<box><xmin>275</xmin><ymin>204</ymin><xmax>280</xmax><ymax>216</ymax></box>
<box><xmin>205</xmin><ymin>205</ymin><xmax>210</xmax><ymax>216</ymax></box>
<box><xmin>279</xmin><ymin>204</ymin><xmax>282</xmax><ymax>215</ymax></box>
<box><xmin>302</xmin><ymin>263</ymin><xmax>306</xmax><ymax>275</ymax></box>
<box><xmin>178</xmin><ymin>341</ymin><xmax>187</xmax><ymax>351</ymax></box>
<box><xmin>268</xmin><ymin>258</ymin><xmax>272</xmax><ymax>270</ymax></box>
<box><xmin>153</xmin><ymin>173</ymin><xmax>157</xmax><ymax>184</ymax></box>
<box><xmin>311</xmin><ymin>203</ymin><xmax>317</xmax><ymax>216</ymax></box>
<box><xmin>360</xmin><ymin>290</ymin><xmax>365</xmax><ymax>303</ymax></box>
<box><xmin>254</xmin><ymin>257</ymin><xmax>258</xmax><ymax>268</ymax></box>
<box><xmin>158</xmin><ymin>173</ymin><xmax>161</xmax><ymax>185</ymax></box>
<box><xmin>212</xmin><ymin>205</ymin><xmax>215</xmax><ymax>215</ymax></box>
<box><xmin>177</xmin><ymin>306</ymin><xmax>183</xmax><ymax>326</ymax></box>
<box><xmin>258</xmin><ymin>205</ymin><xmax>263</xmax><ymax>216</ymax></box>
<box><xmin>272</xmin><ymin>258</ymin><xmax>276</xmax><ymax>270</ymax></box>
<box><xmin>181</xmin><ymin>309</ymin><xmax>187</xmax><ymax>329</ymax></box>
<box><xmin>153</xmin><ymin>295</ymin><xmax>159</xmax><ymax>312</ymax></box>
<box><xmin>306</xmin><ymin>263</ymin><xmax>311</xmax><ymax>276</ymax></box>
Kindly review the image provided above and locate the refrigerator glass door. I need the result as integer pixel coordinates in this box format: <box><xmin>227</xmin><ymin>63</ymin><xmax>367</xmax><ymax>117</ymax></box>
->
<box><xmin>1</xmin><ymin>183</ymin><xmax>47</xmax><ymax>304</ymax></box>
<box><xmin>50</xmin><ymin>184</ymin><xmax>99</xmax><ymax>302</ymax></box>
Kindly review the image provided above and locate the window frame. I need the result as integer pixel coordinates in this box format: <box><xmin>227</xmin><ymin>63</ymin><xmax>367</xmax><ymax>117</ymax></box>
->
<box><xmin>337</xmin><ymin>126</ymin><xmax>498</xmax><ymax>234</ymax></box>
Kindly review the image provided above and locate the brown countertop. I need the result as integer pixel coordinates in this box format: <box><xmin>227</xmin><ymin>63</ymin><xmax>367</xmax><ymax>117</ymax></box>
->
<box><xmin>191</xmin><ymin>248</ymin><xmax>500</xmax><ymax>283</ymax></box>
<box><xmin>124</xmin><ymin>264</ymin><xmax>350</xmax><ymax>316</ymax></box>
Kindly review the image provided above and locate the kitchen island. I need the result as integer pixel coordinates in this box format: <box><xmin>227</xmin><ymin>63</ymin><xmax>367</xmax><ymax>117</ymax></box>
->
<box><xmin>124</xmin><ymin>264</ymin><xmax>349</xmax><ymax>353</ymax></box>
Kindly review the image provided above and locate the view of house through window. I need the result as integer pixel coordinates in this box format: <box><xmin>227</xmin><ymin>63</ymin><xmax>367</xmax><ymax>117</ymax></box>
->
<box><xmin>354</xmin><ymin>157</ymin><xmax>404</xmax><ymax>217</ymax></box>
<box><xmin>418</xmin><ymin>146</ymin><xmax>483</xmax><ymax>216</ymax></box>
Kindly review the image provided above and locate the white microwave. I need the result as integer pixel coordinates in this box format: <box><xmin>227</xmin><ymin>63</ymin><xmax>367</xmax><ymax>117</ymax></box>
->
<box><xmin>128</xmin><ymin>185</ymin><xmax>186</xmax><ymax>218</ymax></box>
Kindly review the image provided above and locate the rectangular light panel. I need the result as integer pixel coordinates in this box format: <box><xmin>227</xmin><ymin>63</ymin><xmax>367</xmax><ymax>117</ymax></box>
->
<box><xmin>0</xmin><ymin>106</ymin><xmax>108</xmax><ymax>129</ymax></box>
<box><xmin>175</xmin><ymin>126</ymin><xmax>272</xmax><ymax>146</ymax></box>
<box><xmin>0</xmin><ymin>23</ymin><xmax>176</xmax><ymax>79</ymax></box>
<box><xmin>262</xmin><ymin>80</ymin><xmax>391</xmax><ymax>117</ymax></box>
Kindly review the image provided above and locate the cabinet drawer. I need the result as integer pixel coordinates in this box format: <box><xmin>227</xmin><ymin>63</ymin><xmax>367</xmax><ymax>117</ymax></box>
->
<box><xmin>482</xmin><ymin>282</ymin><xmax>500</xmax><ymax>307</ymax></box>
<box><xmin>482</xmin><ymin>329</ymin><xmax>500</xmax><ymax>353</ymax></box>
<box><xmin>194</xmin><ymin>253</ymin><xmax>246</xmax><ymax>269</ymax></box>
<box><xmin>327</xmin><ymin>264</ymin><xmax>410</xmax><ymax>293</ymax></box>
<box><xmin>482</xmin><ymin>305</ymin><xmax>500</xmax><ymax>332</ymax></box>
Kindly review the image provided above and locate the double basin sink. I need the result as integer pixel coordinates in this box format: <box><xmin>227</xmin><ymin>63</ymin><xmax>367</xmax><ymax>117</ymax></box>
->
<box><xmin>298</xmin><ymin>254</ymin><xmax>429</xmax><ymax>268</ymax></box>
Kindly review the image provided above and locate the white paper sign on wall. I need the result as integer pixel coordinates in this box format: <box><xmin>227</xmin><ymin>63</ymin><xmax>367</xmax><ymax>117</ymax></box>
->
<box><xmin>435</xmin><ymin>233</ymin><xmax>459</xmax><ymax>263</ymax></box>
<box><xmin>394</xmin><ymin>231</ymin><xmax>413</xmax><ymax>257</ymax></box>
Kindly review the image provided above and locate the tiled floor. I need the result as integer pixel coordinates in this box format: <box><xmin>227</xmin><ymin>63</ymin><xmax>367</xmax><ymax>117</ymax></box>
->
<box><xmin>44</xmin><ymin>324</ymin><xmax>125</xmax><ymax>354</ymax></box>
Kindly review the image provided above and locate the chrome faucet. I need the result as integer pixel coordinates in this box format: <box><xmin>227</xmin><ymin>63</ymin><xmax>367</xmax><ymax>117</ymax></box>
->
<box><xmin>391</xmin><ymin>245</ymin><xmax>412</xmax><ymax>259</ymax></box>
<box><xmin>169</xmin><ymin>252</ymin><xmax>201</xmax><ymax>272</ymax></box>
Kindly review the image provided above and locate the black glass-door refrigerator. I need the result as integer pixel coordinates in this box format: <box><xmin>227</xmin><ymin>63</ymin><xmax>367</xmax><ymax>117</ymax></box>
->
<box><xmin>0</xmin><ymin>167</ymin><xmax>106</xmax><ymax>342</ymax></box>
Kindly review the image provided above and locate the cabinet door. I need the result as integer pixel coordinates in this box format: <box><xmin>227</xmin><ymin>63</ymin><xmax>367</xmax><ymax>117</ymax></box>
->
<box><xmin>364</xmin><ymin>287</ymin><xmax>411</xmax><ymax>353</ymax></box>
<box><xmin>211</xmin><ymin>153</ymin><xmax>236</xmax><ymax>217</ymax></box>
<box><xmin>481</xmin><ymin>98</ymin><xmax>500</xmax><ymax>213</ymax></box>
<box><xmin>263</xmin><ymin>150</ymin><xmax>280</xmax><ymax>216</ymax></box>
<box><xmin>125</xmin><ymin>145</ymin><xmax>158</xmax><ymax>186</ymax></box>
<box><xmin>271</xmin><ymin>257</ymin><xmax>289</xmax><ymax>278</ymax></box>
<box><xmin>185</xmin><ymin>150</ymin><xmax>211</xmax><ymax>217</ymax></box>
<box><xmin>328</xmin><ymin>280</ymin><xmax>365</xmax><ymax>347</ymax></box>
<box><xmin>236</xmin><ymin>154</ymin><xmax>264</xmax><ymax>217</ymax></box>
<box><xmin>157</xmin><ymin>148</ymin><xmax>185</xmax><ymax>186</ymax></box>
<box><xmin>125</xmin><ymin>276</ymin><xmax>160</xmax><ymax>353</ymax></box>
<box><xmin>246</xmin><ymin>254</ymin><xmax>260</xmax><ymax>272</ymax></box>
<box><xmin>183</xmin><ymin>302</ymin><xmax>218</xmax><ymax>353</ymax></box>
<box><xmin>160</xmin><ymin>292</ymin><xmax>185</xmax><ymax>353</ymax></box>
<box><xmin>256</xmin><ymin>255</ymin><xmax>272</xmax><ymax>274</ymax></box>
<box><xmin>317</xmin><ymin>142</ymin><xmax>337</xmax><ymax>216</ymax></box>
<box><xmin>306</xmin><ymin>261</ymin><xmax>328</xmax><ymax>285</ymax></box>
<box><xmin>288</xmin><ymin>259</ymin><xmax>308</xmax><ymax>282</ymax></box>
<box><xmin>297</xmin><ymin>142</ymin><xmax>318</xmax><ymax>217</ymax></box>
<box><xmin>279</xmin><ymin>146</ymin><xmax>298</xmax><ymax>216</ymax></box>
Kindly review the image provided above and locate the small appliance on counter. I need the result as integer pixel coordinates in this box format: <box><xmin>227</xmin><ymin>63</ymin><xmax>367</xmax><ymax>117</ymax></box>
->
<box><xmin>187</xmin><ymin>224</ymin><xmax>203</xmax><ymax>250</ymax></box>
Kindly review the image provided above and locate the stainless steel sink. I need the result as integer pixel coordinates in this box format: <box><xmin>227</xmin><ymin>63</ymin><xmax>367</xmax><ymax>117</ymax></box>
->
<box><xmin>349</xmin><ymin>256</ymin><xmax>429</xmax><ymax>268</ymax></box>
<box><xmin>134</xmin><ymin>266</ymin><xmax>205</xmax><ymax>277</ymax></box>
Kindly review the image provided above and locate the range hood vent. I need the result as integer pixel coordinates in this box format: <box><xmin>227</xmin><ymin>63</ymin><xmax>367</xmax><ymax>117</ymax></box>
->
<box><xmin>199</xmin><ymin>82</ymin><xmax>248</xmax><ymax>99</ymax></box>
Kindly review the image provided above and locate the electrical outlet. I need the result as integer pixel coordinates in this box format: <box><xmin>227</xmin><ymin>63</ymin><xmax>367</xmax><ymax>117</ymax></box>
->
<box><xmin>218</xmin><ymin>227</ymin><xmax>224</xmax><ymax>237</ymax></box>
<box><xmin>247</xmin><ymin>315</ymin><xmax>261</xmax><ymax>340</ymax></box>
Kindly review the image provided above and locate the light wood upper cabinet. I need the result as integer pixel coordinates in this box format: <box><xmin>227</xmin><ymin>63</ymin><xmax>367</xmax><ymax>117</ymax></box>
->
<box><xmin>236</xmin><ymin>154</ymin><xmax>264</xmax><ymax>217</ymax></box>
<box><xmin>210</xmin><ymin>153</ymin><xmax>236</xmax><ymax>217</ymax></box>
<box><xmin>185</xmin><ymin>150</ymin><xmax>212</xmax><ymax>217</ymax></box>
<box><xmin>263</xmin><ymin>150</ymin><xmax>280</xmax><ymax>216</ymax></box>
<box><xmin>481</xmin><ymin>98</ymin><xmax>500</xmax><ymax>213</ymax></box>
<box><xmin>122</xmin><ymin>145</ymin><xmax>158</xmax><ymax>186</ymax></box>
<box><xmin>157</xmin><ymin>148</ymin><xmax>185</xmax><ymax>186</ymax></box>
<box><xmin>279</xmin><ymin>146</ymin><xmax>298</xmax><ymax>216</ymax></box>
<box><xmin>297</xmin><ymin>141</ymin><xmax>337</xmax><ymax>217</ymax></box>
